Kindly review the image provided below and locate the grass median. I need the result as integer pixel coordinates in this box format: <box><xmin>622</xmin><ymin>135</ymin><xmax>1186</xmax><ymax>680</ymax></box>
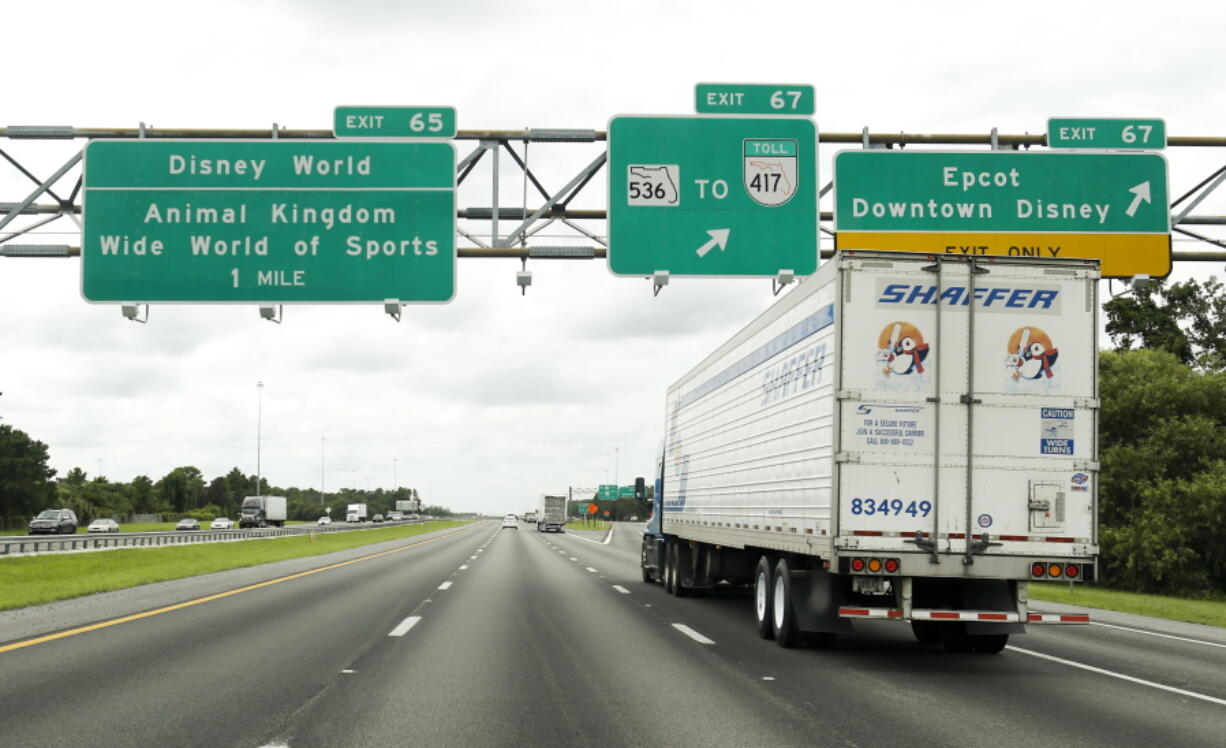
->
<box><xmin>1029</xmin><ymin>582</ymin><xmax>1226</xmax><ymax>629</ymax></box>
<box><xmin>564</xmin><ymin>520</ymin><xmax>611</xmax><ymax>532</ymax></box>
<box><xmin>0</xmin><ymin>520</ymin><xmax>468</xmax><ymax>612</ymax></box>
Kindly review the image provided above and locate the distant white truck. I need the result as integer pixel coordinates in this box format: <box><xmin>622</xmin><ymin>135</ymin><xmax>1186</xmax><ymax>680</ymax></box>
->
<box><xmin>346</xmin><ymin>503</ymin><xmax>369</xmax><ymax>523</ymax></box>
<box><xmin>238</xmin><ymin>495</ymin><xmax>287</xmax><ymax>528</ymax></box>
<box><xmin>642</xmin><ymin>251</ymin><xmax>1099</xmax><ymax>653</ymax></box>
<box><xmin>396</xmin><ymin>498</ymin><xmax>420</xmax><ymax>520</ymax></box>
<box><xmin>537</xmin><ymin>495</ymin><xmax>567</xmax><ymax>533</ymax></box>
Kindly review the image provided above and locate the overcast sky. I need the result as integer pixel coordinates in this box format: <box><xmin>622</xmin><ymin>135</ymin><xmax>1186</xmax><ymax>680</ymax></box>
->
<box><xmin>2</xmin><ymin>0</ymin><xmax>1224</xmax><ymax>515</ymax></box>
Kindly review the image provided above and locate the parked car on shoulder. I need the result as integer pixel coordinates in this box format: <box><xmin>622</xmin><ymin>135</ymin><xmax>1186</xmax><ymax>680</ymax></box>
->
<box><xmin>87</xmin><ymin>518</ymin><xmax>120</xmax><ymax>533</ymax></box>
<box><xmin>210</xmin><ymin>517</ymin><xmax>234</xmax><ymax>530</ymax></box>
<box><xmin>317</xmin><ymin>516</ymin><xmax>332</xmax><ymax>525</ymax></box>
<box><xmin>28</xmin><ymin>508</ymin><xmax>78</xmax><ymax>535</ymax></box>
<box><xmin>175</xmin><ymin>517</ymin><xmax>201</xmax><ymax>531</ymax></box>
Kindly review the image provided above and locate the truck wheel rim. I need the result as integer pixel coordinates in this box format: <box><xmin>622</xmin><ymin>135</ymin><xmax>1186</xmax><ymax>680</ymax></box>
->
<box><xmin>773</xmin><ymin>575</ymin><xmax>787</xmax><ymax>630</ymax></box>
<box><xmin>756</xmin><ymin>570</ymin><xmax>768</xmax><ymax>620</ymax></box>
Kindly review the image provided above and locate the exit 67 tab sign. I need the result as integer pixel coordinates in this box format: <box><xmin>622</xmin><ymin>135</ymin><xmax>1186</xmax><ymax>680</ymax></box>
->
<box><xmin>607</xmin><ymin>116</ymin><xmax>818</xmax><ymax>277</ymax></box>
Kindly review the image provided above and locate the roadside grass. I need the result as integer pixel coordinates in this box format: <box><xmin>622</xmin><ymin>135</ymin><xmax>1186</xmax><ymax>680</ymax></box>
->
<box><xmin>1029</xmin><ymin>582</ymin><xmax>1226</xmax><ymax>629</ymax></box>
<box><xmin>0</xmin><ymin>520</ymin><xmax>467</xmax><ymax>612</ymax></box>
<box><xmin>565</xmin><ymin>520</ymin><xmax>611</xmax><ymax>532</ymax></box>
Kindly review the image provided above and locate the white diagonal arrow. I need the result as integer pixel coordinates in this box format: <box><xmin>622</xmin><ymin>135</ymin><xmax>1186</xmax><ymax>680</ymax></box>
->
<box><xmin>1125</xmin><ymin>181</ymin><xmax>1151</xmax><ymax>218</ymax></box>
<box><xmin>695</xmin><ymin>228</ymin><xmax>730</xmax><ymax>258</ymax></box>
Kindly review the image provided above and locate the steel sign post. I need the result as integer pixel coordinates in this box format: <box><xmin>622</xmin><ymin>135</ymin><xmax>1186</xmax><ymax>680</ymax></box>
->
<box><xmin>607</xmin><ymin>115</ymin><xmax>818</xmax><ymax>277</ymax></box>
<box><xmin>833</xmin><ymin>150</ymin><xmax>1170</xmax><ymax>277</ymax></box>
<box><xmin>82</xmin><ymin>140</ymin><xmax>456</xmax><ymax>302</ymax></box>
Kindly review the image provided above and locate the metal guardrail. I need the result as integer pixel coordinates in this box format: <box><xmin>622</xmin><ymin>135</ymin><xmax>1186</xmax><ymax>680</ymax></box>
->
<box><xmin>0</xmin><ymin>520</ymin><xmax>421</xmax><ymax>557</ymax></box>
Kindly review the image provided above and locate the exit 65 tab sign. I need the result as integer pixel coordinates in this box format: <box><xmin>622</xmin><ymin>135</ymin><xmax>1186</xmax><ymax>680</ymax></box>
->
<box><xmin>607</xmin><ymin>115</ymin><xmax>818</xmax><ymax>277</ymax></box>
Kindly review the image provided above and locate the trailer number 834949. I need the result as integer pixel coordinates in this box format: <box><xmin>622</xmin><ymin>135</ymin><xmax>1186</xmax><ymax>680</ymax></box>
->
<box><xmin>850</xmin><ymin>498</ymin><xmax>932</xmax><ymax>517</ymax></box>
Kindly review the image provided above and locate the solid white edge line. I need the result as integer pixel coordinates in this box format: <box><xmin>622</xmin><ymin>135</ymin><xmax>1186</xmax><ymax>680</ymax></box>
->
<box><xmin>1091</xmin><ymin>621</ymin><xmax>1226</xmax><ymax>649</ymax></box>
<box><xmin>612</xmin><ymin>585</ymin><xmax>630</xmax><ymax>594</ymax></box>
<box><xmin>564</xmin><ymin>525</ymin><xmax>617</xmax><ymax>545</ymax></box>
<box><xmin>388</xmin><ymin>615</ymin><xmax>422</xmax><ymax>637</ymax></box>
<box><xmin>1006</xmin><ymin>646</ymin><xmax>1226</xmax><ymax>707</ymax></box>
<box><xmin>437</xmin><ymin>581</ymin><xmax>453</xmax><ymax>590</ymax></box>
<box><xmin>672</xmin><ymin>623</ymin><xmax>715</xmax><ymax>645</ymax></box>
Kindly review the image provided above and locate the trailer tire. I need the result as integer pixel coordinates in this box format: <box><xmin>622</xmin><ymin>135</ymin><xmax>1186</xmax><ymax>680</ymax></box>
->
<box><xmin>754</xmin><ymin>556</ymin><xmax>775</xmax><ymax>640</ymax></box>
<box><xmin>970</xmin><ymin>634</ymin><xmax>1009</xmax><ymax>654</ymax></box>
<box><xmin>668</xmin><ymin>542</ymin><xmax>688</xmax><ymax>597</ymax></box>
<box><xmin>911</xmin><ymin>621</ymin><xmax>943</xmax><ymax>645</ymax></box>
<box><xmin>641</xmin><ymin>543</ymin><xmax>654</xmax><ymax>584</ymax></box>
<box><xmin>771</xmin><ymin>558</ymin><xmax>802</xmax><ymax>648</ymax></box>
<box><xmin>663</xmin><ymin>542</ymin><xmax>676</xmax><ymax>594</ymax></box>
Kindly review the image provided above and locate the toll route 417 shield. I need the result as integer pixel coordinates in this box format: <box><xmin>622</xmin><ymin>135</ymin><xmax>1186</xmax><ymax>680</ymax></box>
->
<box><xmin>744</xmin><ymin>138</ymin><xmax>798</xmax><ymax>206</ymax></box>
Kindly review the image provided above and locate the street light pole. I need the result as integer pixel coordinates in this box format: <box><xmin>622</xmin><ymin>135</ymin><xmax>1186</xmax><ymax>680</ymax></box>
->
<box><xmin>394</xmin><ymin>458</ymin><xmax>399</xmax><ymax>493</ymax></box>
<box><xmin>320</xmin><ymin>437</ymin><xmax>325</xmax><ymax>505</ymax></box>
<box><xmin>256</xmin><ymin>381</ymin><xmax>264</xmax><ymax>496</ymax></box>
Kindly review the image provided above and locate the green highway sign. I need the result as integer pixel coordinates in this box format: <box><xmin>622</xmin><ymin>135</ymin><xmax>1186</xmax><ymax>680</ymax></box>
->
<box><xmin>618</xmin><ymin>486</ymin><xmax>636</xmax><ymax>499</ymax></box>
<box><xmin>334</xmin><ymin>106</ymin><xmax>457</xmax><ymax>139</ymax></box>
<box><xmin>608</xmin><ymin>116</ymin><xmax>818</xmax><ymax>277</ymax></box>
<box><xmin>82</xmin><ymin>140</ymin><xmax>456</xmax><ymax>302</ymax></box>
<box><xmin>598</xmin><ymin>485</ymin><xmax>618</xmax><ymax>500</ymax></box>
<box><xmin>1047</xmin><ymin>118</ymin><xmax>1166</xmax><ymax>150</ymax></box>
<box><xmin>834</xmin><ymin>150</ymin><xmax>1170</xmax><ymax>277</ymax></box>
<box><xmin>695</xmin><ymin>83</ymin><xmax>815</xmax><ymax>116</ymax></box>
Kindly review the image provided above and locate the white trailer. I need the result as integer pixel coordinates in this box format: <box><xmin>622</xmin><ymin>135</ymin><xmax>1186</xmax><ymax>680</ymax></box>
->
<box><xmin>537</xmin><ymin>495</ymin><xmax>567</xmax><ymax>532</ymax></box>
<box><xmin>346</xmin><ymin>503</ymin><xmax>368</xmax><ymax>522</ymax></box>
<box><xmin>642</xmin><ymin>251</ymin><xmax>1098</xmax><ymax>652</ymax></box>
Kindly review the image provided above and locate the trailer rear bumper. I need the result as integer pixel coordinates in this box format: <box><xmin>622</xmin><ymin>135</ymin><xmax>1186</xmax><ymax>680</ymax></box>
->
<box><xmin>838</xmin><ymin>606</ymin><xmax>1090</xmax><ymax>624</ymax></box>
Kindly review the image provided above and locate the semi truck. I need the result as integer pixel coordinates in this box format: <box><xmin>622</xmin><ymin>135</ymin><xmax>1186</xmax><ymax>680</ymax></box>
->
<box><xmin>641</xmin><ymin>252</ymin><xmax>1098</xmax><ymax>653</ymax></box>
<box><xmin>537</xmin><ymin>495</ymin><xmax>567</xmax><ymax>533</ymax></box>
<box><xmin>238</xmin><ymin>495</ymin><xmax>287</xmax><ymax>528</ymax></box>
<box><xmin>346</xmin><ymin>503</ymin><xmax>369</xmax><ymax>523</ymax></box>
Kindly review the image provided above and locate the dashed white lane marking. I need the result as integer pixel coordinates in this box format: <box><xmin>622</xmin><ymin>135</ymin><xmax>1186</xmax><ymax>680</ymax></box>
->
<box><xmin>763</xmin><ymin>677</ymin><xmax>775</xmax><ymax>681</ymax></box>
<box><xmin>470</xmin><ymin>555</ymin><xmax>478</xmax><ymax>560</ymax></box>
<box><xmin>586</xmin><ymin>567</ymin><xmax>598</xmax><ymax>573</ymax></box>
<box><xmin>569</xmin><ymin>557</ymin><xmax>578</xmax><ymax>562</ymax></box>
<box><xmin>438</xmin><ymin>581</ymin><xmax>453</xmax><ymax>590</ymax></box>
<box><xmin>1090</xmin><ymin>621</ymin><xmax>1226</xmax><ymax>649</ymax></box>
<box><xmin>613</xmin><ymin>585</ymin><xmax>630</xmax><ymax>594</ymax></box>
<box><xmin>341</xmin><ymin>669</ymin><xmax>356</xmax><ymax>674</ymax></box>
<box><xmin>459</xmin><ymin>564</ymin><xmax>469</xmax><ymax>570</ymax></box>
<box><xmin>672</xmin><ymin>623</ymin><xmax>715</xmax><ymax>645</ymax></box>
<box><xmin>1007</xmin><ymin>646</ymin><xmax>1226</xmax><ymax>707</ymax></box>
<box><xmin>388</xmin><ymin>615</ymin><xmax>422</xmax><ymax>637</ymax></box>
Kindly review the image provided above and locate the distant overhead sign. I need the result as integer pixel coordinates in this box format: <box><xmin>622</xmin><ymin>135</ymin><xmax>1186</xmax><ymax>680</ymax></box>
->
<box><xmin>695</xmin><ymin>83</ymin><xmax>815</xmax><ymax>116</ymax></box>
<box><xmin>607</xmin><ymin>115</ymin><xmax>818</xmax><ymax>277</ymax></box>
<box><xmin>334</xmin><ymin>106</ymin><xmax>457</xmax><ymax>139</ymax></box>
<box><xmin>598</xmin><ymin>484</ymin><xmax>618</xmax><ymax>500</ymax></box>
<box><xmin>1047</xmin><ymin>118</ymin><xmax>1166</xmax><ymax>150</ymax></box>
<box><xmin>82</xmin><ymin>140</ymin><xmax>456</xmax><ymax>302</ymax></box>
<box><xmin>834</xmin><ymin>150</ymin><xmax>1170</xmax><ymax>277</ymax></box>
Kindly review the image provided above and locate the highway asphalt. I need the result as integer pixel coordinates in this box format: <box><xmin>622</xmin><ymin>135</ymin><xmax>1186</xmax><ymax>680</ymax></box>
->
<box><xmin>1</xmin><ymin>520</ymin><xmax>1223</xmax><ymax>747</ymax></box>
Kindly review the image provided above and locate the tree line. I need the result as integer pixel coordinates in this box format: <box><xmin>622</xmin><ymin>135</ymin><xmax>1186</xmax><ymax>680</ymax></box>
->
<box><xmin>0</xmin><ymin>440</ymin><xmax>451</xmax><ymax>530</ymax></box>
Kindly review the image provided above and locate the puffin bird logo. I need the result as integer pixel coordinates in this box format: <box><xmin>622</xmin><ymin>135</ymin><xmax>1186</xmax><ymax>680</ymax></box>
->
<box><xmin>877</xmin><ymin>322</ymin><xmax>929</xmax><ymax>376</ymax></box>
<box><xmin>1006</xmin><ymin>327</ymin><xmax>1058</xmax><ymax>380</ymax></box>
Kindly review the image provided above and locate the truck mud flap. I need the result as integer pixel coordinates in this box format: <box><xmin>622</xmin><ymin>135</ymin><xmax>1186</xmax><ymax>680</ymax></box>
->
<box><xmin>790</xmin><ymin>568</ymin><xmax>853</xmax><ymax>634</ymax></box>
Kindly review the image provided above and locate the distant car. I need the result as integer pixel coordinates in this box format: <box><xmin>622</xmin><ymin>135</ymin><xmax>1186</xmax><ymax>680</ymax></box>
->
<box><xmin>175</xmin><ymin>518</ymin><xmax>201</xmax><ymax>531</ymax></box>
<box><xmin>387</xmin><ymin>511</ymin><xmax>404</xmax><ymax>521</ymax></box>
<box><xmin>28</xmin><ymin>508</ymin><xmax>78</xmax><ymax>535</ymax></box>
<box><xmin>210</xmin><ymin>517</ymin><xmax>234</xmax><ymax>530</ymax></box>
<box><xmin>501</xmin><ymin>514</ymin><xmax>518</xmax><ymax>529</ymax></box>
<box><xmin>345</xmin><ymin>513</ymin><xmax>359</xmax><ymax>523</ymax></box>
<box><xmin>317</xmin><ymin>516</ymin><xmax>332</xmax><ymax>525</ymax></box>
<box><xmin>87</xmin><ymin>518</ymin><xmax>120</xmax><ymax>533</ymax></box>
<box><xmin>372</xmin><ymin>514</ymin><xmax>384</xmax><ymax>523</ymax></box>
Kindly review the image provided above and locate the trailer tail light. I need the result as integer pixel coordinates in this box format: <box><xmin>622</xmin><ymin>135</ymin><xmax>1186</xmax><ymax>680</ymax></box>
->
<box><xmin>1031</xmin><ymin>562</ymin><xmax>1047</xmax><ymax>578</ymax></box>
<box><xmin>1048</xmin><ymin>563</ymin><xmax>1063</xmax><ymax>578</ymax></box>
<box><xmin>1065</xmin><ymin>563</ymin><xmax>1079</xmax><ymax>579</ymax></box>
<box><xmin>847</xmin><ymin>557</ymin><xmax>899</xmax><ymax>574</ymax></box>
